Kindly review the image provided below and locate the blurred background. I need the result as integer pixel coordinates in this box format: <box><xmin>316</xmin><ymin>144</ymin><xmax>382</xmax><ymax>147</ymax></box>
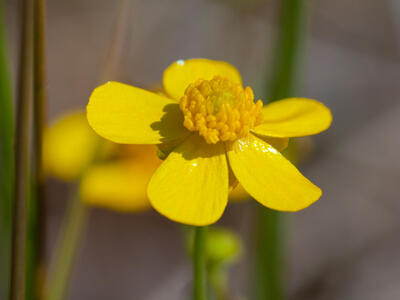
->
<box><xmin>2</xmin><ymin>0</ymin><xmax>400</xmax><ymax>299</ymax></box>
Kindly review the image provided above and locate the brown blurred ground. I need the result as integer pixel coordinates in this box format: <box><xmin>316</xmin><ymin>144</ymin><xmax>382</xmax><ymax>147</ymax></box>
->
<box><xmin>3</xmin><ymin>0</ymin><xmax>400</xmax><ymax>299</ymax></box>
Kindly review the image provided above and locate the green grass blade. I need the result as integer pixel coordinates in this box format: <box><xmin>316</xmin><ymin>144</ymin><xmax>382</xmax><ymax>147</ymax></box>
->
<box><xmin>0</xmin><ymin>1</ymin><xmax>15</xmax><ymax>299</ymax></box>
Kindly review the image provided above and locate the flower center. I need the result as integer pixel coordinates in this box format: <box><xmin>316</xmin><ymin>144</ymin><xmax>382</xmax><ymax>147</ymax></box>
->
<box><xmin>179</xmin><ymin>76</ymin><xmax>264</xmax><ymax>144</ymax></box>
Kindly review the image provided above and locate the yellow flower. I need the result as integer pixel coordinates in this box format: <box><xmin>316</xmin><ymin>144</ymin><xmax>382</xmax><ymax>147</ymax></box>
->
<box><xmin>43</xmin><ymin>111</ymin><xmax>161</xmax><ymax>212</ymax></box>
<box><xmin>87</xmin><ymin>58</ymin><xmax>332</xmax><ymax>225</ymax></box>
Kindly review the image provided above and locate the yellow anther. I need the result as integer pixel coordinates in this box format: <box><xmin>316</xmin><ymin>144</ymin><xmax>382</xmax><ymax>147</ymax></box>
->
<box><xmin>179</xmin><ymin>76</ymin><xmax>263</xmax><ymax>144</ymax></box>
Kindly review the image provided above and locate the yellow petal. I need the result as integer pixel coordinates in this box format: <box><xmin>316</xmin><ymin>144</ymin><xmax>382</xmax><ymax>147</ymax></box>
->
<box><xmin>227</xmin><ymin>134</ymin><xmax>322</xmax><ymax>211</ymax></box>
<box><xmin>163</xmin><ymin>58</ymin><xmax>242</xmax><ymax>100</ymax></box>
<box><xmin>43</xmin><ymin>112</ymin><xmax>100</xmax><ymax>181</ymax></box>
<box><xmin>87</xmin><ymin>81</ymin><xmax>188</xmax><ymax>144</ymax></box>
<box><xmin>80</xmin><ymin>145</ymin><xmax>161</xmax><ymax>212</ymax></box>
<box><xmin>148</xmin><ymin>134</ymin><xmax>229</xmax><ymax>225</ymax></box>
<box><xmin>255</xmin><ymin>136</ymin><xmax>289</xmax><ymax>152</ymax></box>
<box><xmin>252</xmin><ymin>98</ymin><xmax>332</xmax><ymax>138</ymax></box>
<box><xmin>156</xmin><ymin>135</ymin><xmax>188</xmax><ymax>160</ymax></box>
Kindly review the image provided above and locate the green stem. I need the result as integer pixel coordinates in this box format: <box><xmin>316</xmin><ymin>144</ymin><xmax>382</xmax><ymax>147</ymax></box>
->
<box><xmin>0</xmin><ymin>1</ymin><xmax>14</xmax><ymax>299</ymax></box>
<box><xmin>268</xmin><ymin>0</ymin><xmax>307</xmax><ymax>101</ymax></box>
<box><xmin>253</xmin><ymin>209</ymin><xmax>283</xmax><ymax>300</ymax></box>
<box><xmin>10</xmin><ymin>0</ymin><xmax>33</xmax><ymax>299</ymax></box>
<box><xmin>30</xmin><ymin>0</ymin><xmax>47</xmax><ymax>298</ymax></box>
<box><xmin>26</xmin><ymin>190</ymin><xmax>39</xmax><ymax>300</ymax></box>
<box><xmin>253</xmin><ymin>1</ymin><xmax>307</xmax><ymax>299</ymax></box>
<box><xmin>193</xmin><ymin>226</ymin><xmax>207</xmax><ymax>300</ymax></box>
<box><xmin>46</xmin><ymin>189</ymin><xmax>89</xmax><ymax>300</ymax></box>
<box><xmin>32</xmin><ymin>0</ymin><xmax>47</xmax><ymax>262</ymax></box>
<box><xmin>0</xmin><ymin>0</ymin><xmax>14</xmax><ymax>299</ymax></box>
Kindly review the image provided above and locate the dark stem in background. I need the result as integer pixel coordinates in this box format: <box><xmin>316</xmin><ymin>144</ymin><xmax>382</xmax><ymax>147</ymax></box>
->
<box><xmin>10</xmin><ymin>0</ymin><xmax>33</xmax><ymax>300</ymax></box>
<box><xmin>0</xmin><ymin>1</ymin><xmax>15</xmax><ymax>299</ymax></box>
<box><xmin>253</xmin><ymin>0</ymin><xmax>307</xmax><ymax>299</ymax></box>
<box><xmin>193</xmin><ymin>226</ymin><xmax>207</xmax><ymax>300</ymax></box>
<box><xmin>31</xmin><ymin>0</ymin><xmax>47</xmax><ymax>298</ymax></box>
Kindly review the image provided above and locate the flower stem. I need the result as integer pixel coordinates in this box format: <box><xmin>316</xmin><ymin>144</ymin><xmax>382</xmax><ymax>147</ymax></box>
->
<box><xmin>10</xmin><ymin>0</ymin><xmax>33</xmax><ymax>299</ymax></box>
<box><xmin>254</xmin><ymin>0</ymin><xmax>308</xmax><ymax>299</ymax></box>
<box><xmin>268</xmin><ymin>0</ymin><xmax>307</xmax><ymax>101</ymax></box>
<box><xmin>26</xmin><ymin>0</ymin><xmax>48</xmax><ymax>299</ymax></box>
<box><xmin>193</xmin><ymin>226</ymin><xmax>207</xmax><ymax>300</ymax></box>
<box><xmin>32</xmin><ymin>0</ymin><xmax>47</xmax><ymax>273</ymax></box>
<box><xmin>253</xmin><ymin>209</ymin><xmax>284</xmax><ymax>300</ymax></box>
<box><xmin>46</xmin><ymin>189</ymin><xmax>89</xmax><ymax>300</ymax></box>
<box><xmin>0</xmin><ymin>0</ymin><xmax>14</xmax><ymax>299</ymax></box>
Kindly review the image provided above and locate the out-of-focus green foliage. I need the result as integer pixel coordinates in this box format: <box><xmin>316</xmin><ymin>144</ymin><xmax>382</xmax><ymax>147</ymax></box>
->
<box><xmin>186</xmin><ymin>226</ymin><xmax>242</xmax><ymax>267</ymax></box>
<box><xmin>205</xmin><ymin>227</ymin><xmax>242</xmax><ymax>267</ymax></box>
<box><xmin>185</xmin><ymin>226</ymin><xmax>243</xmax><ymax>299</ymax></box>
<box><xmin>205</xmin><ymin>227</ymin><xmax>242</xmax><ymax>300</ymax></box>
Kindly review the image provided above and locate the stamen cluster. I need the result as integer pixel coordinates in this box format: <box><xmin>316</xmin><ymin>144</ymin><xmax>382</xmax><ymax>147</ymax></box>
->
<box><xmin>179</xmin><ymin>76</ymin><xmax>263</xmax><ymax>144</ymax></box>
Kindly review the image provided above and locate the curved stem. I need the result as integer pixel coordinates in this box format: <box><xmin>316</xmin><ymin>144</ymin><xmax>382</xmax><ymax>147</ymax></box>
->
<box><xmin>193</xmin><ymin>226</ymin><xmax>207</xmax><ymax>300</ymax></box>
<box><xmin>46</xmin><ymin>190</ymin><xmax>89</xmax><ymax>300</ymax></box>
<box><xmin>44</xmin><ymin>1</ymin><xmax>131</xmax><ymax>298</ymax></box>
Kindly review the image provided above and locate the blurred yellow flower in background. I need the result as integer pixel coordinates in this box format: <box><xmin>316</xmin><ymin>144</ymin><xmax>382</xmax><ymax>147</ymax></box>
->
<box><xmin>87</xmin><ymin>58</ymin><xmax>332</xmax><ymax>225</ymax></box>
<box><xmin>43</xmin><ymin>111</ymin><xmax>161</xmax><ymax>212</ymax></box>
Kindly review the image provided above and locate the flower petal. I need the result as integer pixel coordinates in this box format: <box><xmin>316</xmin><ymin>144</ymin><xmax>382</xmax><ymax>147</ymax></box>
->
<box><xmin>163</xmin><ymin>58</ymin><xmax>242</xmax><ymax>100</ymax></box>
<box><xmin>148</xmin><ymin>134</ymin><xmax>229</xmax><ymax>225</ymax></box>
<box><xmin>227</xmin><ymin>134</ymin><xmax>322</xmax><ymax>211</ymax></box>
<box><xmin>43</xmin><ymin>112</ymin><xmax>101</xmax><ymax>181</ymax></box>
<box><xmin>252</xmin><ymin>98</ymin><xmax>332</xmax><ymax>138</ymax></box>
<box><xmin>229</xmin><ymin>136</ymin><xmax>289</xmax><ymax>202</ymax></box>
<box><xmin>80</xmin><ymin>161</ymin><xmax>152</xmax><ymax>212</ymax></box>
<box><xmin>87</xmin><ymin>81</ymin><xmax>188</xmax><ymax>144</ymax></box>
<box><xmin>255</xmin><ymin>136</ymin><xmax>289</xmax><ymax>152</ymax></box>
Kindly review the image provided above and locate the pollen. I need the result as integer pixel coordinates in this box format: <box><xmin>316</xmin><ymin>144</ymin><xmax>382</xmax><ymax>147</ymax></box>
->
<box><xmin>179</xmin><ymin>76</ymin><xmax>264</xmax><ymax>144</ymax></box>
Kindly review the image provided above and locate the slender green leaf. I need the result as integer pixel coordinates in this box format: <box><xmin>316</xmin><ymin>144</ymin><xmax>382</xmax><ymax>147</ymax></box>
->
<box><xmin>0</xmin><ymin>1</ymin><xmax>14</xmax><ymax>299</ymax></box>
